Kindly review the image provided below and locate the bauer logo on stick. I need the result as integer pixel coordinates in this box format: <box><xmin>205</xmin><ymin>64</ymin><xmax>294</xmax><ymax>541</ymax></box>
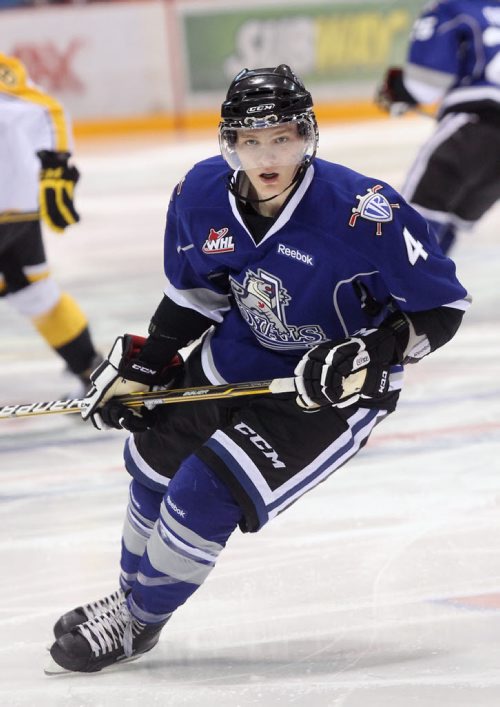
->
<box><xmin>0</xmin><ymin>398</ymin><xmax>82</xmax><ymax>417</ymax></box>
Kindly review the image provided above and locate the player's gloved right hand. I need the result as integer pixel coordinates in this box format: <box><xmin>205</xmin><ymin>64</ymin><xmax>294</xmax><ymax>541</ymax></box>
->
<box><xmin>80</xmin><ymin>334</ymin><xmax>183</xmax><ymax>431</ymax></box>
<box><xmin>375</xmin><ymin>66</ymin><xmax>418</xmax><ymax>116</ymax></box>
<box><xmin>37</xmin><ymin>150</ymin><xmax>80</xmax><ymax>233</ymax></box>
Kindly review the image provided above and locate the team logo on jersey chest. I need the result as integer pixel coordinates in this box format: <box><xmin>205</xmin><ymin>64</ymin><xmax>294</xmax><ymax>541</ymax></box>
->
<box><xmin>349</xmin><ymin>184</ymin><xmax>400</xmax><ymax>236</ymax></box>
<box><xmin>202</xmin><ymin>227</ymin><xmax>235</xmax><ymax>254</ymax></box>
<box><xmin>230</xmin><ymin>268</ymin><xmax>326</xmax><ymax>351</ymax></box>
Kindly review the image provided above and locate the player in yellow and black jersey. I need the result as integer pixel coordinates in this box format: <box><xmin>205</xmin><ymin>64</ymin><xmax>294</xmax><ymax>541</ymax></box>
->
<box><xmin>0</xmin><ymin>53</ymin><xmax>101</xmax><ymax>397</ymax></box>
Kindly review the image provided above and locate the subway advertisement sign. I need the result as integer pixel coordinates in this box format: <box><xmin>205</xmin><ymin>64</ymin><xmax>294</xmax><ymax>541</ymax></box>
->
<box><xmin>182</xmin><ymin>0</ymin><xmax>428</xmax><ymax>94</ymax></box>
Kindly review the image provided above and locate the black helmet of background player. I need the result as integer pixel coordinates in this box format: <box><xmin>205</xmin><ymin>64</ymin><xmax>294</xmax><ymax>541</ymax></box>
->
<box><xmin>219</xmin><ymin>64</ymin><xmax>319</xmax><ymax>174</ymax></box>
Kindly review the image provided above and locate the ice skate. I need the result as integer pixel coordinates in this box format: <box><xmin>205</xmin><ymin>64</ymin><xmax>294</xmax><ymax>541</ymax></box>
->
<box><xmin>46</xmin><ymin>601</ymin><xmax>168</xmax><ymax>674</ymax></box>
<box><xmin>53</xmin><ymin>588</ymin><xmax>126</xmax><ymax>639</ymax></box>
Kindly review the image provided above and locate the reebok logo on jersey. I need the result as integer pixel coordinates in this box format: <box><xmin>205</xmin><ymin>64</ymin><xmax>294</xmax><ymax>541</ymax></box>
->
<box><xmin>276</xmin><ymin>244</ymin><xmax>314</xmax><ymax>266</ymax></box>
<box><xmin>202</xmin><ymin>227</ymin><xmax>235</xmax><ymax>254</ymax></box>
<box><xmin>166</xmin><ymin>495</ymin><xmax>186</xmax><ymax>518</ymax></box>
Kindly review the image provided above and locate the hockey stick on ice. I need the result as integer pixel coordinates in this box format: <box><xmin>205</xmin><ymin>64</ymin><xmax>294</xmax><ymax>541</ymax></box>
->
<box><xmin>0</xmin><ymin>369</ymin><xmax>367</xmax><ymax>421</ymax></box>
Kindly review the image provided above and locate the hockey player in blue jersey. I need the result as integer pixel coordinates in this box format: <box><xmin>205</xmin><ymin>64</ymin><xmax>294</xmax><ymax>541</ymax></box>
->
<box><xmin>46</xmin><ymin>65</ymin><xmax>470</xmax><ymax>674</ymax></box>
<box><xmin>376</xmin><ymin>0</ymin><xmax>500</xmax><ymax>254</ymax></box>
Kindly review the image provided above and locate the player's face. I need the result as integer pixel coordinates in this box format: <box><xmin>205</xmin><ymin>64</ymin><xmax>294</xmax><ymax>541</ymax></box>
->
<box><xmin>235</xmin><ymin>124</ymin><xmax>304</xmax><ymax>203</ymax></box>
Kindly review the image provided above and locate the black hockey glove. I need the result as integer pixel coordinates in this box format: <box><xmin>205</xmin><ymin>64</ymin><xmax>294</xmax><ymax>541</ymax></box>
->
<box><xmin>294</xmin><ymin>314</ymin><xmax>409</xmax><ymax>409</ymax></box>
<box><xmin>80</xmin><ymin>334</ymin><xmax>183</xmax><ymax>431</ymax></box>
<box><xmin>37</xmin><ymin>150</ymin><xmax>80</xmax><ymax>233</ymax></box>
<box><xmin>375</xmin><ymin>67</ymin><xmax>418</xmax><ymax>116</ymax></box>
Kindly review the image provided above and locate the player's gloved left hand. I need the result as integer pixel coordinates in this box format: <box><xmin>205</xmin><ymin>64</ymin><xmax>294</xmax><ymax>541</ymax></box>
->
<box><xmin>37</xmin><ymin>150</ymin><xmax>80</xmax><ymax>233</ymax></box>
<box><xmin>294</xmin><ymin>316</ymin><xmax>408</xmax><ymax>409</ymax></box>
<box><xmin>375</xmin><ymin>66</ymin><xmax>418</xmax><ymax>116</ymax></box>
<box><xmin>80</xmin><ymin>334</ymin><xmax>183</xmax><ymax>431</ymax></box>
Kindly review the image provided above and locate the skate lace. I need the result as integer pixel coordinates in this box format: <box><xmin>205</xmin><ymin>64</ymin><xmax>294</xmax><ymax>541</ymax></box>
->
<box><xmin>79</xmin><ymin>603</ymin><xmax>145</xmax><ymax>659</ymax></box>
<box><xmin>83</xmin><ymin>589</ymin><xmax>124</xmax><ymax>621</ymax></box>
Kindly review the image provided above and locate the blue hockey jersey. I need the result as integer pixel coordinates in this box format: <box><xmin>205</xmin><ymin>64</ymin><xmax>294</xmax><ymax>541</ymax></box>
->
<box><xmin>405</xmin><ymin>0</ymin><xmax>500</xmax><ymax>115</ymax></box>
<box><xmin>162</xmin><ymin>156</ymin><xmax>469</xmax><ymax>385</ymax></box>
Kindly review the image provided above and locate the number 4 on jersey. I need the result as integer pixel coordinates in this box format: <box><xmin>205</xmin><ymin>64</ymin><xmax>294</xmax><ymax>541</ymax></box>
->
<box><xmin>403</xmin><ymin>227</ymin><xmax>428</xmax><ymax>265</ymax></box>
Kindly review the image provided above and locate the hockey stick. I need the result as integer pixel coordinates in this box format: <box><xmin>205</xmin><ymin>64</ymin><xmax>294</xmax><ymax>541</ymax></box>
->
<box><xmin>0</xmin><ymin>370</ymin><xmax>367</xmax><ymax>421</ymax></box>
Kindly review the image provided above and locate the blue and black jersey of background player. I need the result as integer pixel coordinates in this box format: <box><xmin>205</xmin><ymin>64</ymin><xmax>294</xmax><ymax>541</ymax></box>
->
<box><xmin>404</xmin><ymin>0</ymin><xmax>500</xmax><ymax>119</ymax></box>
<box><xmin>139</xmin><ymin>155</ymin><xmax>469</xmax><ymax>389</ymax></box>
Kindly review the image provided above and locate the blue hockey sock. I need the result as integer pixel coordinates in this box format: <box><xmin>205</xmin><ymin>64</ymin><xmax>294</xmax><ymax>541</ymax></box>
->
<box><xmin>120</xmin><ymin>479</ymin><xmax>164</xmax><ymax>591</ymax></box>
<box><xmin>128</xmin><ymin>455</ymin><xmax>243</xmax><ymax>624</ymax></box>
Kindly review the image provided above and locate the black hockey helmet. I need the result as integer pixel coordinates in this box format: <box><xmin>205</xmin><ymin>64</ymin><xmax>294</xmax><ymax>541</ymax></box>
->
<box><xmin>221</xmin><ymin>64</ymin><xmax>314</xmax><ymax>125</ymax></box>
<box><xmin>219</xmin><ymin>64</ymin><xmax>318</xmax><ymax>173</ymax></box>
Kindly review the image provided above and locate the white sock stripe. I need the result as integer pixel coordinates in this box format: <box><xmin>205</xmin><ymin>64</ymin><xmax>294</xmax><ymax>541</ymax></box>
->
<box><xmin>158</xmin><ymin>515</ymin><xmax>220</xmax><ymax>563</ymax></box>
<box><xmin>129</xmin><ymin>487</ymin><xmax>155</xmax><ymax>529</ymax></box>
<box><xmin>122</xmin><ymin>509</ymin><xmax>152</xmax><ymax>557</ymax></box>
<box><xmin>128</xmin><ymin>595</ymin><xmax>172</xmax><ymax>624</ymax></box>
<box><xmin>120</xmin><ymin>570</ymin><xmax>137</xmax><ymax>583</ymax></box>
<box><xmin>129</xmin><ymin>503</ymin><xmax>155</xmax><ymax>532</ymax></box>
<box><xmin>146</xmin><ymin>524</ymin><xmax>216</xmax><ymax>585</ymax></box>
<box><xmin>136</xmin><ymin>571</ymin><xmax>181</xmax><ymax>587</ymax></box>
<box><xmin>159</xmin><ymin>500</ymin><xmax>224</xmax><ymax>556</ymax></box>
<box><xmin>127</xmin><ymin>506</ymin><xmax>154</xmax><ymax>535</ymax></box>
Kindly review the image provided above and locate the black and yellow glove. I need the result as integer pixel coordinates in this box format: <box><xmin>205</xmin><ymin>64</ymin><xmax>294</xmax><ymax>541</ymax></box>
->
<box><xmin>37</xmin><ymin>150</ymin><xmax>80</xmax><ymax>233</ymax></box>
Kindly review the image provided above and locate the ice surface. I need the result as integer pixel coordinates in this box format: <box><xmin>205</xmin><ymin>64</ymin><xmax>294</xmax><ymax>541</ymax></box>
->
<box><xmin>1</xmin><ymin>117</ymin><xmax>499</xmax><ymax>706</ymax></box>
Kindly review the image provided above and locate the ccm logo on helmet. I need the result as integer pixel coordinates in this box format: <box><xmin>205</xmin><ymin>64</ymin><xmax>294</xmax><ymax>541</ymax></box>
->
<box><xmin>247</xmin><ymin>103</ymin><xmax>275</xmax><ymax>113</ymax></box>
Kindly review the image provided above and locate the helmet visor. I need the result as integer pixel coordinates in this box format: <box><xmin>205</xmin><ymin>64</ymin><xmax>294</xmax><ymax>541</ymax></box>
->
<box><xmin>219</xmin><ymin>114</ymin><xmax>317</xmax><ymax>172</ymax></box>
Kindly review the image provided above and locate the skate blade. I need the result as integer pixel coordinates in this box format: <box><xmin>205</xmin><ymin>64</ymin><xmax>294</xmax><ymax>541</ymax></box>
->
<box><xmin>44</xmin><ymin>651</ymin><xmax>144</xmax><ymax>676</ymax></box>
<box><xmin>44</xmin><ymin>654</ymin><xmax>72</xmax><ymax>676</ymax></box>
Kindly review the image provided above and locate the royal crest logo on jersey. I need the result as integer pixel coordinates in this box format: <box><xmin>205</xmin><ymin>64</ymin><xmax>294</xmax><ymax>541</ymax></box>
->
<box><xmin>349</xmin><ymin>184</ymin><xmax>400</xmax><ymax>236</ymax></box>
<box><xmin>230</xmin><ymin>269</ymin><xmax>326</xmax><ymax>351</ymax></box>
<box><xmin>202</xmin><ymin>227</ymin><xmax>235</xmax><ymax>254</ymax></box>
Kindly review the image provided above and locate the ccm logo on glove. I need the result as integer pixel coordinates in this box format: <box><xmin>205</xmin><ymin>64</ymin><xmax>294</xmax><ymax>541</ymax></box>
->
<box><xmin>131</xmin><ymin>363</ymin><xmax>158</xmax><ymax>376</ymax></box>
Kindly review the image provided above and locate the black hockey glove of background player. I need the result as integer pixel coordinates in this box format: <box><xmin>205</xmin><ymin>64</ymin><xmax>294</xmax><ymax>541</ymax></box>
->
<box><xmin>375</xmin><ymin>67</ymin><xmax>418</xmax><ymax>116</ymax></box>
<box><xmin>294</xmin><ymin>313</ymin><xmax>409</xmax><ymax>409</ymax></box>
<box><xmin>37</xmin><ymin>150</ymin><xmax>80</xmax><ymax>233</ymax></box>
<box><xmin>80</xmin><ymin>334</ymin><xmax>183</xmax><ymax>431</ymax></box>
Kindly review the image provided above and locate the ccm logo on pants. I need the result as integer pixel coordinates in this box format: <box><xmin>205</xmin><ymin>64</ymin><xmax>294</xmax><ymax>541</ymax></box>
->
<box><xmin>234</xmin><ymin>422</ymin><xmax>286</xmax><ymax>469</ymax></box>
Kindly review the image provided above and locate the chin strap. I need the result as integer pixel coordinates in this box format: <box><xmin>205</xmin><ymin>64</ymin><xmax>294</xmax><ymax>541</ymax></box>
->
<box><xmin>227</xmin><ymin>161</ymin><xmax>309</xmax><ymax>205</ymax></box>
